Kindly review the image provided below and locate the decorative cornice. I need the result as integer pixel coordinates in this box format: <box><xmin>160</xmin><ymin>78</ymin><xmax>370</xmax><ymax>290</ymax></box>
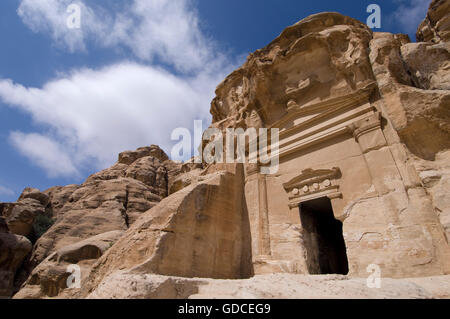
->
<box><xmin>270</xmin><ymin>82</ymin><xmax>377</xmax><ymax>130</ymax></box>
<box><xmin>283</xmin><ymin>167</ymin><xmax>342</xmax><ymax>208</ymax></box>
<box><xmin>283</xmin><ymin>167</ymin><xmax>341</xmax><ymax>191</ymax></box>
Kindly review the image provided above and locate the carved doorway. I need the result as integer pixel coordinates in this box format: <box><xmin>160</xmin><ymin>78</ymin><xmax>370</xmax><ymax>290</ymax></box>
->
<box><xmin>300</xmin><ymin>197</ymin><xmax>349</xmax><ymax>275</ymax></box>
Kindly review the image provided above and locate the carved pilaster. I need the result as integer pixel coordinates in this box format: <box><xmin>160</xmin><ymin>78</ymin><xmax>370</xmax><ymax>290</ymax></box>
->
<box><xmin>348</xmin><ymin>112</ymin><xmax>401</xmax><ymax>199</ymax></box>
<box><xmin>257</xmin><ymin>174</ymin><xmax>271</xmax><ymax>257</ymax></box>
<box><xmin>347</xmin><ymin>112</ymin><xmax>387</xmax><ymax>154</ymax></box>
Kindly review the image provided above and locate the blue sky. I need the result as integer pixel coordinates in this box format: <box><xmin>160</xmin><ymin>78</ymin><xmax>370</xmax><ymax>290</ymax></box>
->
<box><xmin>0</xmin><ymin>0</ymin><xmax>431</xmax><ymax>201</ymax></box>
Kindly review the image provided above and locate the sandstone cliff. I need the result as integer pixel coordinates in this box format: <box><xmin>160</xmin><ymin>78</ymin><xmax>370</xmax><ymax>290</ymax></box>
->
<box><xmin>1</xmin><ymin>0</ymin><xmax>450</xmax><ymax>299</ymax></box>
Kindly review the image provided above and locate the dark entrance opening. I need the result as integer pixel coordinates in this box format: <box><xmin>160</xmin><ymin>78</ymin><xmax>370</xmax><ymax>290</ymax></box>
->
<box><xmin>300</xmin><ymin>197</ymin><xmax>349</xmax><ymax>275</ymax></box>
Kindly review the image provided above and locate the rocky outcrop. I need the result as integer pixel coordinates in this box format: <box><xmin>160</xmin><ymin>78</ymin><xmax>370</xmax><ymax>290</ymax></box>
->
<box><xmin>416</xmin><ymin>0</ymin><xmax>450</xmax><ymax>43</ymax></box>
<box><xmin>85</xmin><ymin>273</ymin><xmax>450</xmax><ymax>299</ymax></box>
<box><xmin>43</xmin><ymin>185</ymin><xmax>80</xmax><ymax>219</ymax></box>
<box><xmin>0</xmin><ymin>145</ymin><xmax>185</xmax><ymax>298</ymax></box>
<box><xmin>0</xmin><ymin>217</ymin><xmax>32</xmax><ymax>298</ymax></box>
<box><xmin>27</xmin><ymin>145</ymin><xmax>176</xmax><ymax>272</ymax></box>
<box><xmin>369</xmin><ymin>32</ymin><xmax>450</xmax><ymax>161</ymax></box>
<box><xmin>77</xmin><ymin>163</ymin><xmax>252</xmax><ymax>298</ymax></box>
<box><xmin>3</xmin><ymin>1</ymin><xmax>450</xmax><ymax>299</ymax></box>
<box><xmin>18</xmin><ymin>188</ymin><xmax>49</xmax><ymax>207</ymax></box>
<box><xmin>210</xmin><ymin>13</ymin><xmax>375</xmax><ymax>132</ymax></box>
<box><xmin>1</xmin><ymin>199</ymin><xmax>46</xmax><ymax>238</ymax></box>
<box><xmin>400</xmin><ymin>42</ymin><xmax>450</xmax><ymax>90</ymax></box>
<box><xmin>14</xmin><ymin>230</ymin><xmax>124</xmax><ymax>299</ymax></box>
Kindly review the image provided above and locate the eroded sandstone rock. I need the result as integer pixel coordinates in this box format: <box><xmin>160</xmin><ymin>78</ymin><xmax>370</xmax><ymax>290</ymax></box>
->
<box><xmin>27</xmin><ymin>146</ymin><xmax>175</xmax><ymax>272</ymax></box>
<box><xmin>416</xmin><ymin>0</ymin><xmax>450</xmax><ymax>43</ymax></box>
<box><xmin>0</xmin><ymin>217</ymin><xmax>32</xmax><ymax>298</ymax></box>
<box><xmin>6</xmin><ymin>2</ymin><xmax>450</xmax><ymax>300</ymax></box>
<box><xmin>400</xmin><ymin>42</ymin><xmax>450</xmax><ymax>90</ymax></box>
<box><xmin>86</xmin><ymin>272</ymin><xmax>450</xmax><ymax>299</ymax></box>
<box><xmin>18</xmin><ymin>188</ymin><xmax>49</xmax><ymax>207</ymax></box>
<box><xmin>1</xmin><ymin>199</ymin><xmax>46</xmax><ymax>238</ymax></box>
<box><xmin>14</xmin><ymin>230</ymin><xmax>124</xmax><ymax>299</ymax></box>
<box><xmin>210</xmin><ymin>13</ymin><xmax>375</xmax><ymax>133</ymax></box>
<box><xmin>76</xmin><ymin>164</ymin><xmax>252</xmax><ymax>298</ymax></box>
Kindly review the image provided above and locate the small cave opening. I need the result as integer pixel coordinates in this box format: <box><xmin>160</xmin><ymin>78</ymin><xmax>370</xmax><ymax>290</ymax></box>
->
<box><xmin>300</xmin><ymin>197</ymin><xmax>349</xmax><ymax>275</ymax></box>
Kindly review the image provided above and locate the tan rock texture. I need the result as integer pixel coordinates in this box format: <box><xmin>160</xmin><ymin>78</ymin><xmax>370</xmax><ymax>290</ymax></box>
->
<box><xmin>1</xmin><ymin>199</ymin><xmax>46</xmax><ymax>238</ymax></box>
<box><xmin>26</xmin><ymin>145</ymin><xmax>172</xmax><ymax>271</ymax></box>
<box><xmin>210</xmin><ymin>13</ymin><xmax>375</xmax><ymax>131</ymax></box>
<box><xmin>2</xmin><ymin>2</ymin><xmax>450</xmax><ymax>299</ymax></box>
<box><xmin>3</xmin><ymin>145</ymin><xmax>184</xmax><ymax>298</ymax></box>
<box><xmin>14</xmin><ymin>230</ymin><xmax>124</xmax><ymax>299</ymax></box>
<box><xmin>76</xmin><ymin>164</ymin><xmax>252</xmax><ymax>299</ymax></box>
<box><xmin>417</xmin><ymin>0</ymin><xmax>450</xmax><ymax>43</ymax></box>
<box><xmin>0</xmin><ymin>217</ymin><xmax>32</xmax><ymax>298</ymax></box>
<box><xmin>86</xmin><ymin>273</ymin><xmax>450</xmax><ymax>299</ymax></box>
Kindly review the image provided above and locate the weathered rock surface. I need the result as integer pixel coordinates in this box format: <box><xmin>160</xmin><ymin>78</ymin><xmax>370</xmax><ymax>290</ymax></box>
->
<box><xmin>87</xmin><ymin>273</ymin><xmax>449</xmax><ymax>299</ymax></box>
<box><xmin>400</xmin><ymin>42</ymin><xmax>450</xmax><ymax>90</ymax></box>
<box><xmin>14</xmin><ymin>231</ymin><xmax>124</xmax><ymax>299</ymax></box>
<box><xmin>1</xmin><ymin>199</ymin><xmax>46</xmax><ymax>238</ymax></box>
<box><xmin>417</xmin><ymin>0</ymin><xmax>450</xmax><ymax>43</ymax></box>
<box><xmin>18</xmin><ymin>188</ymin><xmax>49</xmax><ymax>207</ymax></box>
<box><xmin>0</xmin><ymin>145</ymin><xmax>183</xmax><ymax>298</ymax></box>
<box><xmin>413</xmin><ymin>150</ymin><xmax>450</xmax><ymax>241</ymax></box>
<box><xmin>27</xmin><ymin>145</ymin><xmax>175</xmax><ymax>272</ymax></box>
<box><xmin>0</xmin><ymin>217</ymin><xmax>32</xmax><ymax>298</ymax></box>
<box><xmin>4</xmin><ymin>2</ymin><xmax>450</xmax><ymax>299</ymax></box>
<box><xmin>43</xmin><ymin>185</ymin><xmax>80</xmax><ymax>219</ymax></box>
<box><xmin>76</xmin><ymin>164</ymin><xmax>252</xmax><ymax>298</ymax></box>
<box><xmin>210</xmin><ymin>12</ymin><xmax>375</xmax><ymax>132</ymax></box>
<box><xmin>370</xmin><ymin>32</ymin><xmax>450</xmax><ymax>161</ymax></box>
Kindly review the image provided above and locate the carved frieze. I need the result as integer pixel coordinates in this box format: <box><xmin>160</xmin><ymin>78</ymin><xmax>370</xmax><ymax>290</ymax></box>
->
<box><xmin>283</xmin><ymin>167</ymin><xmax>342</xmax><ymax>208</ymax></box>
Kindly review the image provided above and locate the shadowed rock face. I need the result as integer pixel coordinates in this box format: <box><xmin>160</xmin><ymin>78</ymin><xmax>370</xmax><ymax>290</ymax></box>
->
<box><xmin>1</xmin><ymin>145</ymin><xmax>187</xmax><ymax>298</ymax></box>
<box><xmin>417</xmin><ymin>0</ymin><xmax>450</xmax><ymax>43</ymax></box>
<box><xmin>3</xmin><ymin>2</ymin><xmax>450</xmax><ymax>299</ymax></box>
<box><xmin>1</xmin><ymin>199</ymin><xmax>46</xmax><ymax>238</ymax></box>
<box><xmin>14</xmin><ymin>230</ymin><xmax>124</xmax><ymax>299</ymax></box>
<box><xmin>0</xmin><ymin>217</ymin><xmax>32</xmax><ymax>298</ymax></box>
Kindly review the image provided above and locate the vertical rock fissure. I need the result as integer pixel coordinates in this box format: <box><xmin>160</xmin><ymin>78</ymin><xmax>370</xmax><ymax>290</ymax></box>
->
<box><xmin>123</xmin><ymin>187</ymin><xmax>130</xmax><ymax>228</ymax></box>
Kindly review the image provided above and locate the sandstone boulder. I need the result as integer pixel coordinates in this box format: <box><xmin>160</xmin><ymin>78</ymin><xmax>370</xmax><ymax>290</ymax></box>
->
<box><xmin>1</xmin><ymin>198</ymin><xmax>46</xmax><ymax>238</ymax></box>
<box><xmin>77</xmin><ymin>164</ymin><xmax>252</xmax><ymax>298</ymax></box>
<box><xmin>26</xmin><ymin>146</ymin><xmax>179</xmax><ymax>274</ymax></box>
<box><xmin>370</xmin><ymin>32</ymin><xmax>450</xmax><ymax>161</ymax></box>
<box><xmin>118</xmin><ymin>145</ymin><xmax>168</xmax><ymax>165</ymax></box>
<box><xmin>14</xmin><ymin>230</ymin><xmax>124</xmax><ymax>299</ymax></box>
<box><xmin>400</xmin><ymin>42</ymin><xmax>450</xmax><ymax>90</ymax></box>
<box><xmin>18</xmin><ymin>188</ymin><xmax>49</xmax><ymax>207</ymax></box>
<box><xmin>416</xmin><ymin>0</ymin><xmax>450</xmax><ymax>43</ymax></box>
<box><xmin>0</xmin><ymin>218</ymin><xmax>32</xmax><ymax>298</ymax></box>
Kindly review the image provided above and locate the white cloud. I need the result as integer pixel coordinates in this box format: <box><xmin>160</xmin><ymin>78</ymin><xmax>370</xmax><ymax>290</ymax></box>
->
<box><xmin>0</xmin><ymin>185</ymin><xmax>14</xmax><ymax>196</ymax></box>
<box><xmin>9</xmin><ymin>132</ymin><xmax>79</xmax><ymax>178</ymax></box>
<box><xmin>2</xmin><ymin>0</ymin><xmax>240</xmax><ymax>178</ymax></box>
<box><xmin>17</xmin><ymin>0</ymin><xmax>225</xmax><ymax>73</ymax></box>
<box><xmin>392</xmin><ymin>0</ymin><xmax>430</xmax><ymax>36</ymax></box>
<box><xmin>0</xmin><ymin>63</ymin><xmax>225</xmax><ymax>177</ymax></box>
<box><xmin>17</xmin><ymin>0</ymin><xmax>106</xmax><ymax>53</ymax></box>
